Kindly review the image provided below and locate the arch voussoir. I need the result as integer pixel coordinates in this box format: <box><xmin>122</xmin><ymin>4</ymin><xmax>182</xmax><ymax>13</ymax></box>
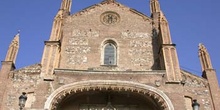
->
<box><xmin>44</xmin><ymin>80</ymin><xmax>174</xmax><ymax>110</ymax></box>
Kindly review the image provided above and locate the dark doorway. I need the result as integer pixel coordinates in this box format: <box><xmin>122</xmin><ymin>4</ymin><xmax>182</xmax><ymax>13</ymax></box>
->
<box><xmin>57</xmin><ymin>90</ymin><xmax>163</xmax><ymax>110</ymax></box>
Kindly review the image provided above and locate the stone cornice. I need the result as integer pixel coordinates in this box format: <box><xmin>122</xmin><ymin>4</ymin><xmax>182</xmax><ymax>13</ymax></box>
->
<box><xmin>54</xmin><ymin>68</ymin><xmax>166</xmax><ymax>75</ymax></box>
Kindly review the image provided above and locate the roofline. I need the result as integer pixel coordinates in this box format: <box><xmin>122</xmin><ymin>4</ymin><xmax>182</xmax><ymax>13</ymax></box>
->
<box><xmin>69</xmin><ymin>0</ymin><xmax>152</xmax><ymax>21</ymax></box>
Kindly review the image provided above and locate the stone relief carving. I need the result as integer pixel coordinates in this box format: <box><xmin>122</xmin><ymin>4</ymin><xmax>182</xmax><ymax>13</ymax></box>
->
<box><xmin>67</xmin><ymin>55</ymin><xmax>88</xmax><ymax>64</ymax></box>
<box><xmin>68</xmin><ymin>37</ymin><xmax>88</xmax><ymax>45</ymax></box>
<box><xmin>121</xmin><ymin>32</ymin><xmax>151</xmax><ymax>39</ymax></box>
<box><xmin>130</xmin><ymin>40</ymin><xmax>152</xmax><ymax>48</ymax></box>
<box><xmin>101</xmin><ymin>11</ymin><xmax>120</xmax><ymax>25</ymax></box>
<box><xmin>65</xmin><ymin>30</ymin><xmax>99</xmax><ymax>65</ymax></box>
<box><xmin>71</xmin><ymin>30</ymin><xmax>99</xmax><ymax>38</ymax></box>
<box><xmin>122</xmin><ymin>31</ymin><xmax>153</xmax><ymax>68</ymax></box>
<box><xmin>65</xmin><ymin>46</ymin><xmax>91</xmax><ymax>54</ymax></box>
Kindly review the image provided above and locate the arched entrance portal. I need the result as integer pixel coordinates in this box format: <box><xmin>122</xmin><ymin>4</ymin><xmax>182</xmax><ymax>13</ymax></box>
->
<box><xmin>58</xmin><ymin>90</ymin><xmax>162</xmax><ymax>110</ymax></box>
<box><xmin>44</xmin><ymin>80</ymin><xmax>174</xmax><ymax>110</ymax></box>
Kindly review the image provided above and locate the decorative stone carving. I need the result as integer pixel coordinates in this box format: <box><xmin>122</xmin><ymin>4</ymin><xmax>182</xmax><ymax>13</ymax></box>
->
<box><xmin>44</xmin><ymin>80</ymin><xmax>174</xmax><ymax>110</ymax></box>
<box><xmin>122</xmin><ymin>31</ymin><xmax>153</xmax><ymax>68</ymax></box>
<box><xmin>67</xmin><ymin>55</ymin><xmax>88</xmax><ymax>64</ymax></box>
<box><xmin>65</xmin><ymin>46</ymin><xmax>91</xmax><ymax>54</ymax></box>
<box><xmin>121</xmin><ymin>32</ymin><xmax>151</xmax><ymax>39</ymax></box>
<box><xmin>130</xmin><ymin>40</ymin><xmax>152</xmax><ymax>48</ymax></box>
<box><xmin>65</xmin><ymin>30</ymin><xmax>99</xmax><ymax>65</ymax></box>
<box><xmin>68</xmin><ymin>37</ymin><xmax>88</xmax><ymax>45</ymax></box>
<box><xmin>101</xmin><ymin>11</ymin><xmax>120</xmax><ymax>25</ymax></box>
<box><xmin>71</xmin><ymin>30</ymin><xmax>99</xmax><ymax>38</ymax></box>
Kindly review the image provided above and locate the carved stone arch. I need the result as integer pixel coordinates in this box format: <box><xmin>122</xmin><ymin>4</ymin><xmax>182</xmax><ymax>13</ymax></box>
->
<box><xmin>44</xmin><ymin>80</ymin><xmax>174</xmax><ymax>110</ymax></box>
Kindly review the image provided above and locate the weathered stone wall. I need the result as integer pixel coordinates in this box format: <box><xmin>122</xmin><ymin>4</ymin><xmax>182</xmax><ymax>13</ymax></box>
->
<box><xmin>46</xmin><ymin>69</ymin><xmax>213</xmax><ymax>110</ymax></box>
<box><xmin>53</xmin><ymin>69</ymin><xmax>165</xmax><ymax>88</ymax></box>
<box><xmin>3</xmin><ymin>64</ymin><xmax>48</xmax><ymax>110</ymax></box>
<box><xmin>1</xmin><ymin>2</ymin><xmax>215</xmax><ymax>110</ymax></box>
<box><xmin>182</xmin><ymin>71</ymin><xmax>213</xmax><ymax>110</ymax></box>
<box><xmin>60</xmin><ymin>3</ymin><xmax>157</xmax><ymax>71</ymax></box>
<box><xmin>4</xmin><ymin>68</ymin><xmax>213</xmax><ymax>110</ymax></box>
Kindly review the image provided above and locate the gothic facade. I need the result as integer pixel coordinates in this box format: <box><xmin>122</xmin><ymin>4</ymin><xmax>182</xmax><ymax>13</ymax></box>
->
<box><xmin>0</xmin><ymin>0</ymin><xmax>220</xmax><ymax>110</ymax></box>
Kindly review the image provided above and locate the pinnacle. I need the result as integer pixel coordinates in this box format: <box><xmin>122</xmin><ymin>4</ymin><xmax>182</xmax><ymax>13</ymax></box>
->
<box><xmin>199</xmin><ymin>43</ymin><xmax>205</xmax><ymax>50</ymax></box>
<box><xmin>16</xmin><ymin>30</ymin><xmax>20</xmax><ymax>36</ymax></box>
<box><xmin>104</xmin><ymin>0</ymin><xmax>116</xmax><ymax>3</ymax></box>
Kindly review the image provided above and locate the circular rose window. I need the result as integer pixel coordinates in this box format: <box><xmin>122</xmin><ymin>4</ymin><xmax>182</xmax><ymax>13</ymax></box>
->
<box><xmin>101</xmin><ymin>11</ymin><xmax>120</xmax><ymax>25</ymax></box>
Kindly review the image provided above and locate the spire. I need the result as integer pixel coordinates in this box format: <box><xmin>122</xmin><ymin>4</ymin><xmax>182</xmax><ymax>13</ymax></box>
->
<box><xmin>5</xmin><ymin>32</ymin><xmax>20</xmax><ymax>64</ymax></box>
<box><xmin>60</xmin><ymin>0</ymin><xmax>72</xmax><ymax>14</ymax></box>
<box><xmin>199</xmin><ymin>43</ymin><xmax>220</xmax><ymax>109</ymax></box>
<box><xmin>49</xmin><ymin>0</ymin><xmax>71</xmax><ymax>41</ymax></box>
<box><xmin>150</xmin><ymin>0</ymin><xmax>161</xmax><ymax>13</ymax></box>
<box><xmin>159</xmin><ymin>12</ymin><xmax>172</xmax><ymax>44</ymax></box>
<box><xmin>199</xmin><ymin>43</ymin><xmax>213</xmax><ymax>71</ymax></box>
<box><xmin>155</xmin><ymin>1</ymin><xmax>181</xmax><ymax>81</ymax></box>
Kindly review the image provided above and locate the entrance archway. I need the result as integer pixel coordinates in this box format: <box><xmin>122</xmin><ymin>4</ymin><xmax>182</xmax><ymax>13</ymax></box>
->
<box><xmin>44</xmin><ymin>80</ymin><xmax>174</xmax><ymax>110</ymax></box>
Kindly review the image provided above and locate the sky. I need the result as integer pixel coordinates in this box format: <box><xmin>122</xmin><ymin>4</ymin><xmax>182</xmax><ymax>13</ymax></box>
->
<box><xmin>0</xmin><ymin>0</ymin><xmax>219</xmax><ymax>84</ymax></box>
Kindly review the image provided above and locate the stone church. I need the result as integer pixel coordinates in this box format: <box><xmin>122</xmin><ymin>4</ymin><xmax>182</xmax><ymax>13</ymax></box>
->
<box><xmin>0</xmin><ymin>0</ymin><xmax>220</xmax><ymax>110</ymax></box>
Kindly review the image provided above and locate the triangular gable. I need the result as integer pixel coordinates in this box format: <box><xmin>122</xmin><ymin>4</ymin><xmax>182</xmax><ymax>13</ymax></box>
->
<box><xmin>70</xmin><ymin>0</ymin><xmax>151</xmax><ymax>21</ymax></box>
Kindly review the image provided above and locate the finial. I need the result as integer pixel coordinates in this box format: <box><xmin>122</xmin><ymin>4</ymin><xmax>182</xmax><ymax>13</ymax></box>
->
<box><xmin>198</xmin><ymin>43</ymin><xmax>213</xmax><ymax>71</ymax></box>
<box><xmin>5</xmin><ymin>31</ymin><xmax>20</xmax><ymax>63</ymax></box>
<box><xmin>16</xmin><ymin>30</ymin><xmax>20</xmax><ymax>37</ymax></box>
<box><xmin>103</xmin><ymin>0</ymin><xmax>116</xmax><ymax>3</ymax></box>
<box><xmin>150</xmin><ymin>0</ymin><xmax>161</xmax><ymax>13</ymax></box>
<box><xmin>199</xmin><ymin>43</ymin><xmax>206</xmax><ymax>51</ymax></box>
<box><xmin>60</xmin><ymin>0</ymin><xmax>72</xmax><ymax>13</ymax></box>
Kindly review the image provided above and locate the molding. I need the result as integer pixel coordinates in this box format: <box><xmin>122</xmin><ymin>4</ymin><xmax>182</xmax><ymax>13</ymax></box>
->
<box><xmin>54</xmin><ymin>68</ymin><xmax>166</xmax><ymax>75</ymax></box>
<box><xmin>161</xmin><ymin>44</ymin><xmax>176</xmax><ymax>47</ymax></box>
<box><xmin>1</xmin><ymin>61</ymin><xmax>15</xmax><ymax>70</ymax></box>
<box><xmin>44</xmin><ymin>80</ymin><xmax>174</xmax><ymax>110</ymax></box>
<box><xmin>44</xmin><ymin>41</ymin><xmax>60</xmax><ymax>46</ymax></box>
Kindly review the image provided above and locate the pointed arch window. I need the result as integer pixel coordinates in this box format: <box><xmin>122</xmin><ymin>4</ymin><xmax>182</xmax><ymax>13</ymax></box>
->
<box><xmin>103</xmin><ymin>40</ymin><xmax>117</xmax><ymax>65</ymax></box>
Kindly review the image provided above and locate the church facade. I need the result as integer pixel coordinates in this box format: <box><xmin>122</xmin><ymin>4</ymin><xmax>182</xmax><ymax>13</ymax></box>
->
<box><xmin>0</xmin><ymin>0</ymin><xmax>220</xmax><ymax>110</ymax></box>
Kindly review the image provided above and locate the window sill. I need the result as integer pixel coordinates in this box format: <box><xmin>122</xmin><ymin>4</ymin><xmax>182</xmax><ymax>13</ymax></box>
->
<box><xmin>100</xmin><ymin>65</ymin><xmax>118</xmax><ymax>67</ymax></box>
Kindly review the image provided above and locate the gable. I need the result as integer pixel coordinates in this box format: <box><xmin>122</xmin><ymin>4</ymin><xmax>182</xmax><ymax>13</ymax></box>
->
<box><xmin>59</xmin><ymin>1</ymin><xmax>156</xmax><ymax>71</ymax></box>
<box><xmin>66</xmin><ymin>1</ymin><xmax>152</xmax><ymax>30</ymax></box>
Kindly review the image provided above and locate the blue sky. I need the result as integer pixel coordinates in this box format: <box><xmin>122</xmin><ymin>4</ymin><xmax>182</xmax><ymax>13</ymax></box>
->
<box><xmin>0</xmin><ymin>0</ymin><xmax>220</xmax><ymax>84</ymax></box>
